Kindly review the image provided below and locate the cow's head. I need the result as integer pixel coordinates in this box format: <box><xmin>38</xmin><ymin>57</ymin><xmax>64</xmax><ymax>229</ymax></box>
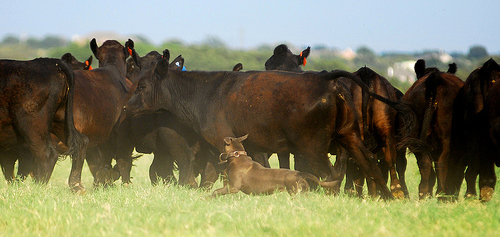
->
<box><xmin>479</xmin><ymin>58</ymin><xmax>500</xmax><ymax>98</ymax></box>
<box><xmin>127</xmin><ymin>50</ymin><xmax>184</xmax><ymax>83</ymax></box>
<box><xmin>125</xmin><ymin>49</ymin><xmax>174</xmax><ymax>116</ymax></box>
<box><xmin>61</xmin><ymin>53</ymin><xmax>93</xmax><ymax>70</ymax></box>
<box><xmin>415</xmin><ymin>59</ymin><xmax>458</xmax><ymax>79</ymax></box>
<box><xmin>265</xmin><ymin>44</ymin><xmax>310</xmax><ymax>72</ymax></box>
<box><xmin>90</xmin><ymin>38</ymin><xmax>138</xmax><ymax>68</ymax></box>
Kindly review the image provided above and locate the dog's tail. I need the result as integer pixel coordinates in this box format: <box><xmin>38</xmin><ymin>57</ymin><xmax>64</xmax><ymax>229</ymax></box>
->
<box><xmin>297</xmin><ymin>172</ymin><xmax>341</xmax><ymax>190</ymax></box>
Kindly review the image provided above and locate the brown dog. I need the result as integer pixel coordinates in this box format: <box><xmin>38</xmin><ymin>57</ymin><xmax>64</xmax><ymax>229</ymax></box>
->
<box><xmin>211</xmin><ymin>134</ymin><xmax>340</xmax><ymax>197</ymax></box>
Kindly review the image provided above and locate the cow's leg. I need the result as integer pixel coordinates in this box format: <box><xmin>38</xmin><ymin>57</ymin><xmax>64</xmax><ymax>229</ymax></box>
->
<box><xmin>114</xmin><ymin>143</ymin><xmax>135</xmax><ymax>185</ymax></box>
<box><xmin>251</xmin><ymin>152</ymin><xmax>270</xmax><ymax>168</ymax></box>
<box><xmin>343</xmin><ymin>160</ymin><xmax>355</xmax><ymax>195</ymax></box>
<box><xmin>17</xmin><ymin>150</ymin><xmax>34</xmax><ymax>181</ymax></box>
<box><xmin>464</xmin><ymin>164</ymin><xmax>478</xmax><ymax>198</ymax></box>
<box><xmin>157</xmin><ymin>128</ymin><xmax>197</xmax><ymax>187</ymax></box>
<box><xmin>415</xmin><ymin>152</ymin><xmax>433</xmax><ymax>199</ymax></box>
<box><xmin>435</xmin><ymin>143</ymin><xmax>450</xmax><ymax>198</ymax></box>
<box><xmin>382</xmin><ymin>139</ymin><xmax>405</xmax><ymax>199</ymax></box>
<box><xmin>478</xmin><ymin>155</ymin><xmax>496</xmax><ymax>202</ymax></box>
<box><xmin>331</xmin><ymin>145</ymin><xmax>347</xmax><ymax>178</ymax></box>
<box><xmin>149</xmin><ymin>151</ymin><xmax>176</xmax><ymax>185</ymax></box>
<box><xmin>351</xmin><ymin>165</ymin><xmax>366</xmax><ymax>198</ymax></box>
<box><xmin>0</xmin><ymin>153</ymin><xmax>17</xmax><ymax>182</ymax></box>
<box><xmin>337</xmin><ymin>134</ymin><xmax>393</xmax><ymax>199</ymax></box>
<box><xmin>200</xmin><ymin>162</ymin><xmax>218</xmax><ymax>189</ymax></box>
<box><xmin>444</xmin><ymin>152</ymin><xmax>467</xmax><ymax>200</ymax></box>
<box><xmin>396</xmin><ymin>148</ymin><xmax>410</xmax><ymax>198</ymax></box>
<box><xmin>19</xmin><ymin>120</ymin><xmax>58</xmax><ymax>184</ymax></box>
<box><xmin>85</xmin><ymin>147</ymin><xmax>101</xmax><ymax>183</ymax></box>
<box><xmin>277</xmin><ymin>153</ymin><xmax>291</xmax><ymax>169</ymax></box>
<box><xmin>294</xmin><ymin>154</ymin><xmax>315</xmax><ymax>174</ymax></box>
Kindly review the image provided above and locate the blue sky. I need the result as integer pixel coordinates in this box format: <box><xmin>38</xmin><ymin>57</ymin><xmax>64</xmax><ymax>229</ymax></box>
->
<box><xmin>1</xmin><ymin>0</ymin><xmax>499</xmax><ymax>54</ymax></box>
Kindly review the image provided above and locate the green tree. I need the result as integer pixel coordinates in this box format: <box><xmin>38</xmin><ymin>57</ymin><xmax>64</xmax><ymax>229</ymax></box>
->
<box><xmin>468</xmin><ymin>45</ymin><xmax>488</xmax><ymax>59</ymax></box>
<box><xmin>355</xmin><ymin>46</ymin><xmax>376</xmax><ymax>64</ymax></box>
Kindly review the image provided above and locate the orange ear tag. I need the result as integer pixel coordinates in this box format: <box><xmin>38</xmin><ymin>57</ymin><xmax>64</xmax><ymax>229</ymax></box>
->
<box><xmin>85</xmin><ymin>60</ymin><xmax>92</xmax><ymax>70</ymax></box>
<box><xmin>300</xmin><ymin>52</ymin><xmax>307</xmax><ymax>66</ymax></box>
<box><xmin>128</xmin><ymin>47</ymin><xmax>133</xmax><ymax>56</ymax></box>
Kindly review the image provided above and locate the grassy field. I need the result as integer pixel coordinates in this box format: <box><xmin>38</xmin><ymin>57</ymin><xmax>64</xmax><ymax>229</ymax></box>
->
<box><xmin>1</xmin><ymin>154</ymin><xmax>499</xmax><ymax>237</ymax></box>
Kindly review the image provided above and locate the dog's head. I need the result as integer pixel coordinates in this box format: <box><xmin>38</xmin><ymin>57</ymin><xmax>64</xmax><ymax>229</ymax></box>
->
<box><xmin>219</xmin><ymin>134</ymin><xmax>249</xmax><ymax>164</ymax></box>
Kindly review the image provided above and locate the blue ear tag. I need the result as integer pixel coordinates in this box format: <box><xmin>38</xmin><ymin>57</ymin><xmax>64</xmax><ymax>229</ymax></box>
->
<box><xmin>182</xmin><ymin>66</ymin><xmax>187</xmax><ymax>71</ymax></box>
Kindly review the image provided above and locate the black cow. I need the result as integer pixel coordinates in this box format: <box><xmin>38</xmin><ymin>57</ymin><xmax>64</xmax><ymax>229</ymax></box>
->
<box><xmin>111</xmin><ymin>50</ymin><xmax>205</xmax><ymax>187</ymax></box>
<box><xmin>265</xmin><ymin>44</ymin><xmax>310</xmax><ymax>72</ymax></box>
<box><xmin>400</xmin><ymin>59</ymin><xmax>463</xmax><ymax>199</ymax></box>
<box><xmin>447</xmin><ymin>58</ymin><xmax>500</xmax><ymax>202</ymax></box>
<box><xmin>0</xmin><ymin>58</ymin><xmax>88</xmax><ymax>187</ymax></box>
<box><xmin>124</xmin><ymin>51</ymin><xmax>419</xmax><ymax>199</ymax></box>
<box><xmin>61</xmin><ymin>53</ymin><xmax>93</xmax><ymax>70</ymax></box>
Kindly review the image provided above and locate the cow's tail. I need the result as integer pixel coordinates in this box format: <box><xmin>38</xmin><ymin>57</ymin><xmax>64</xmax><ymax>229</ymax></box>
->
<box><xmin>356</xmin><ymin>67</ymin><xmax>383</xmax><ymax>150</ymax></box>
<box><xmin>399</xmin><ymin>72</ymin><xmax>442</xmax><ymax>154</ymax></box>
<box><xmin>298</xmin><ymin>172</ymin><xmax>341</xmax><ymax>190</ymax></box>
<box><xmin>59</xmin><ymin>63</ymin><xmax>89</xmax><ymax>158</ymax></box>
<box><xmin>328</xmin><ymin>70</ymin><xmax>416</xmax><ymax>141</ymax></box>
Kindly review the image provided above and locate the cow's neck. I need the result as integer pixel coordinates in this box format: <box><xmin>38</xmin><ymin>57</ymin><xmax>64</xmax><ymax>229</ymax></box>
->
<box><xmin>98</xmin><ymin>60</ymin><xmax>130</xmax><ymax>94</ymax></box>
<box><xmin>160</xmin><ymin>71</ymin><xmax>228</xmax><ymax>132</ymax></box>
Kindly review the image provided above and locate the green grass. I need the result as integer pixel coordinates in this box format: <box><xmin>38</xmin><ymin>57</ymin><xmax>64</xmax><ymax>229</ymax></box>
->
<box><xmin>1</xmin><ymin>154</ymin><xmax>499</xmax><ymax>237</ymax></box>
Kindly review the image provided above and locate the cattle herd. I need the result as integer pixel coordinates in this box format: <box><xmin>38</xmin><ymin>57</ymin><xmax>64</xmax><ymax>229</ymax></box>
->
<box><xmin>0</xmin><ymin>39</ymin><xmax>499</xmax><ymax>202</ymax></box>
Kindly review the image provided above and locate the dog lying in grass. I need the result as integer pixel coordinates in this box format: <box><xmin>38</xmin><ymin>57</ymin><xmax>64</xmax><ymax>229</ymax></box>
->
<box><xmin>211</xmin><ymin>134</ymin><xmax>340</xmax><ymax>197</ymax></box>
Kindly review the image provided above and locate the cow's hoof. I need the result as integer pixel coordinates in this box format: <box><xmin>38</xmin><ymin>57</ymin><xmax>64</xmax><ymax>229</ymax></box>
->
<box><xmin>464</xmin><ymin>193</ymin><xmax>476</xmax><ymax>199</ymax></box>
<box><xmin>71</xmin><ymin>183</ymin><xmax>86</xmax><ymax>195</ymax></box>
<box><xmin>392</xmin><ymin>190</ymin><xmax>405</xmax><ymax>199</ymax></box>
<box><xmin>480</xmin><ymin>187</ymin><xmax>494</xmax><ymax>202</ymax></box>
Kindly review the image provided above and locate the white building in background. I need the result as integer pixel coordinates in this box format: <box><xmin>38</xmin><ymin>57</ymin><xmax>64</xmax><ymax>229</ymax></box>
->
<box><xmin>387</xmin><ymin>60</ymin><xmax>417</xmax><ymax>83</ymax></box>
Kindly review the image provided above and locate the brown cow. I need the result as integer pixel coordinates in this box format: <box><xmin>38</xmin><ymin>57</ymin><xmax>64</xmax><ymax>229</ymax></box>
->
<box><xmin>265</xmin><ymin>44</ymin><xmax>411</xmax><ymax>198</ymax></box>
<box><xmin>0</xmin><ymin>58</ymin><xmax>88</xmax><ymax>188</ymax></box>
<box><xmin>49</xmin><ymin>38</ymin><xmax>139</xmax><ymax>190</ymax></box>
<box><xmin>400</xmin><ymin>59</ymin><xmax>463</xmax><ymax>199</ymax></box>
<box><xmin>124</xmin><ymin>50</ymin><xmax>413</xmax><ymax>199</ymax></box>
<box><xmin>339</xmin><ymin>67</ymin><xmax>411</xmax><ymax>198</ymax></box>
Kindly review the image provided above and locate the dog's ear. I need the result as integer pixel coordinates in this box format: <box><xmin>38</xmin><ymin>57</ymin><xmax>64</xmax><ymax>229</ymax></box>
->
<box><xmin>223</xmin><ymin>137</ymin><xmax>232</xmax><ymax>145</ymax></box>
<box><xmin>237</xmin><ymin>134</ymin><xmax>249</xmax><ymax>142</ymax></box>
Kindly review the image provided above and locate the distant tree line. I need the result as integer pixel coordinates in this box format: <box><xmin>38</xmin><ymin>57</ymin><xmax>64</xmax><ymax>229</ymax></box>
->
<box><xmin>0</xmin><ymin>34</ymin><xmax>498</xmax><ymax>92</ymax></box>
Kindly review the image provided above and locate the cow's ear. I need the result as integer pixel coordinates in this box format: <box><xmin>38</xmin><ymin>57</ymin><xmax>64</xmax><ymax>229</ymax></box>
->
<box><xmin>124</xmin><ymin>39</ymin><xmax>141</xmax><ymax>68</ymax></box>
<box><xmin>299</xmin><ymin>46</ymin><xmax>310</xmax><ymax>66</ymax></box>
<box><xmin>162</xmin><ymin>49</ymin><xmax>170</xmax><ymax>61</ymax></box>
<box><xmin>155</xmin><ymin>58</ymin><xmax>170</xmax><ymax>80</ymax></box>
<box><xmin>90</xmin><ymin>38</ymin><xmax>99</xmax><ymax>60</ymax></box>
<box><xmin>170</xmin><ymin>55</ymin><xmax>184</xmax><ymax>71</ymax></box>
<box><xmin>237</xmin><ymin>134</ymin><xmax>249</xmax><ymax>142</ymax></box>
<box><xmin>85</xmin><ymin>55</ymin><xmax>93</xmax><ymax>70</ymax></box>
<box><xmin>414</xmin><ymin>59</ymin><xmax>426</xmax><ymax>79</ymax></box>
<box><xmin>61</xmin><ymin>53</ymin><xmax>73</xmax><ymax>64</ymax></box>
<box><xmin>232</xmin><ymin>63</ymin><xmax>243</xmax><ymax>71</ymax></box>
